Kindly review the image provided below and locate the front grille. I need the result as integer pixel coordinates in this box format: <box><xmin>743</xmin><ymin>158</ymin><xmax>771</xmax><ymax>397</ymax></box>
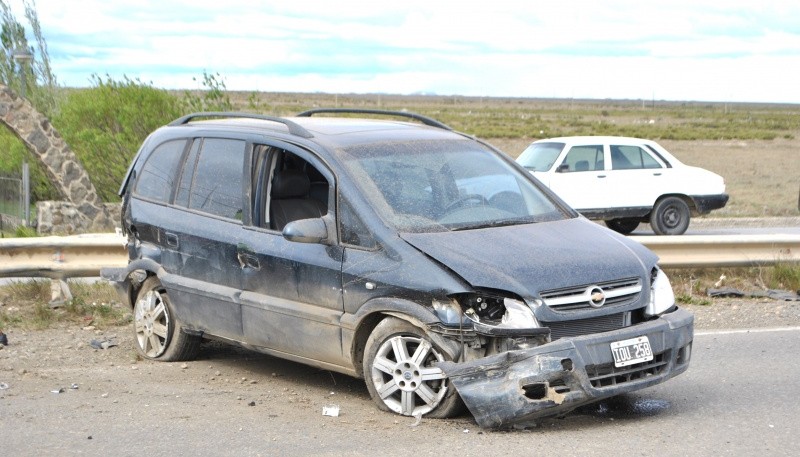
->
<box><xmin>541</xmin><ymin>277</ymin><xmax>642</xmax><ymax>312</ymax></box>
<box><xmin>587</xmin><ymin>351</ymin><xmax>670</xmax><ymax>388</ymax></box>
<box><xmin>544</xmin><ymin>312</ymin><xmax>627</xmax><ymax>340</ymax></box>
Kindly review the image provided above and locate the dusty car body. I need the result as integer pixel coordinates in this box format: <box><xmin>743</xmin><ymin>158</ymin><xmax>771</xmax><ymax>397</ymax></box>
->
<box><xmin>102</xmin><ymin>110</ymin><xmax>693</xmax><ymax>429</ymax></box>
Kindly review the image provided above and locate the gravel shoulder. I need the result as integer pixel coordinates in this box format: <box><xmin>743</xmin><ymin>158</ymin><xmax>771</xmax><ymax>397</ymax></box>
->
<box><xmin>1</xmin><ymin>297</ymin><xmax>798</xmax><ymax>455</ymax></box>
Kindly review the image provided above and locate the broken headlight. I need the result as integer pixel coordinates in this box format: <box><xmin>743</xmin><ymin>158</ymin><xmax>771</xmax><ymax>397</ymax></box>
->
<box><xmin>459</xmin><ymin>293</ymin><xmax>547</xmax><ymax>336</ymax></box>
<box><xmin>645</xmin><ymin>267</ymin><xmax>675</xmax><ymax>318</ymax></box>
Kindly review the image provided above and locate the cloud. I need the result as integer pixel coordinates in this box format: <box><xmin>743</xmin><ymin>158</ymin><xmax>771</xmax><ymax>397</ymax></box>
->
<box><xmin>18</xmin><ymin>0</ymin><xmax>800</xmax><ymax>102</ymax></box>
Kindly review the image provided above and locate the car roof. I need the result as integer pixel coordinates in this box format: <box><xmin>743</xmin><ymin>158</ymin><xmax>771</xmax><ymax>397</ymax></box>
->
<box><xmin>532</xmin><ymin>136</ymin><xmax>659</xmax><ymax>145</ymax></box>
<box><xmin>170</xmin><ymin>114</ymin><xmax>469</xmax><ymax>149</ymax></box>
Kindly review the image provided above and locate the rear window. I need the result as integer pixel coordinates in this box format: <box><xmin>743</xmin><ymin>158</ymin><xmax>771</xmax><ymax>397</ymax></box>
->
<box><xmin>134</xmin><ymin>140</ymin><xmax>187</xmax><ymax>203</ymax></box>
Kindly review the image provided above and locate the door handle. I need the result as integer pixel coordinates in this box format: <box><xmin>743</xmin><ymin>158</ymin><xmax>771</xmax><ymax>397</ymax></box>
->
<box><xmin>653</xmin><ymin>172</ymin><xmax>662</xmax><ymax>176</ymax></box>
<box><xmin>164</xmin><ymin>232</ymin><xmax>179</xmax><ymax>248</ymax></box>
<box><xmin>597</xmin><ymin>175</ymin><xmax>607</xmax><ymax>178</ymax></box>
<box><xmin>237</xmin><ymin>252</ymin><xmax>261</xmax><ymax>271</ymax></box>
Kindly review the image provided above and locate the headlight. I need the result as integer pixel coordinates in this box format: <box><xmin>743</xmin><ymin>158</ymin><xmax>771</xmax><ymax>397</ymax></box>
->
<box><xmin>457</xmin><ymin>293</ymin><xmax>539</xmax><ymax>328</ymax></box>
<box><xmin>646</xmin><ymin>267</ymin><xmax>675</xmax><ymax>317</ymax></box>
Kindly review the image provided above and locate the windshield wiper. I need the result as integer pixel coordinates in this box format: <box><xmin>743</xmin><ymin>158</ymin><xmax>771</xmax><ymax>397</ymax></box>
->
<box><xmin>450</xmin><ymin>218</ymin><xmax>531</xmax><ymax>231</ymax></box>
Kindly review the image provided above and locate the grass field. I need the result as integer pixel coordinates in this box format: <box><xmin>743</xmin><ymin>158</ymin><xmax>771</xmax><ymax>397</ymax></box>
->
<box><xmin>225</xmin><ymin>92</ymin><xmax>799</xmax><ymax>218</ymax></box>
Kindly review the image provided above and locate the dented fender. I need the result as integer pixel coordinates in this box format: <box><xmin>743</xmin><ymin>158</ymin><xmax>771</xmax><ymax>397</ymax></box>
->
<box><xmin>438</xmin><ymin>307</ymin><xmax>694</xmax><ymax>429</ymax></box>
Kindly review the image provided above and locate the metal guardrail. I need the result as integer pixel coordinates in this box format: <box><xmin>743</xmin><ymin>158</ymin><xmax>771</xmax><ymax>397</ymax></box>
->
<box><xmin>631</xmin><ymin>234</ymin><xmax>800</xmax><ymax>268</ymax></box>
<box><xmin>0</xmin><ymin>233</ymin><xmax>798</xmax><ymax>280</ymax></box>
<box><xmin>0</xmin><ymin>233</ymin><xmax>128</xmax><ymax>279</ymax></box>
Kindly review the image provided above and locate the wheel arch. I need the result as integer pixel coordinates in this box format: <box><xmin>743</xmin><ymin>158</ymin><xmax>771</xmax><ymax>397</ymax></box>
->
<box><xmin>651</xmin><ymin>193</ymin><xmax>698</xmax><ymax>216</ymax></box>
<box><xmin>101</xmin><ymin>257</ymin><xmax>167</xmax><ymax>309</ymax></box>
<box><xmin>348</xmin><ymin>297</ymin><xmax>459</xmax><ymax>379</ymax></box>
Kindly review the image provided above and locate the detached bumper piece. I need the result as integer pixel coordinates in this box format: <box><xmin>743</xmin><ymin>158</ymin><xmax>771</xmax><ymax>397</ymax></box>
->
<box><xmin>438</xmin><ymin>307</ymin><xmax>693</xmax><ymax>429</ymax></box>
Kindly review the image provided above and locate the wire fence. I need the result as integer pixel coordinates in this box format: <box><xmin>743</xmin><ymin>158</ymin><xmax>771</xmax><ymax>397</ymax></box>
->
<box><xmin>0</xmin><ymin>175</ymin><xmax>24</xmax><ymax>232</ymax></box>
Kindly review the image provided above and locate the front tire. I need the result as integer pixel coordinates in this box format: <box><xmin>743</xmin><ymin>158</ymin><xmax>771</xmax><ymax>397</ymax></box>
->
<box><xmin>363</xmin><ymin>317</ymin><xmax>462</xmax><ymax>418</ymax></box>
<box><xmin>650</xmin><ymin>196</ymin><xmax>690</xmax><ymax>235</ymax></box>
<box><xmin>132</xmin><ymin>277</ymin><xmax>200</xmax><ymax>361</ymax></box>
<box><xmin>605</xmin><ymin>218</ymin><xmax>640</xmax><ymax>235</ymax></box>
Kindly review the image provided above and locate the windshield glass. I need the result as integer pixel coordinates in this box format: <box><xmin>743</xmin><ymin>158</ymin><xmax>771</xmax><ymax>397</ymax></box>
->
<box><xmin>339</xmin><ymin>139</ymin><xmax>568</xmax><ymax>232</ymax></box>
<box><xmin>517</xmin><ymin>142</ymin><xmax>565</xmax><ymax>172</ymax></box>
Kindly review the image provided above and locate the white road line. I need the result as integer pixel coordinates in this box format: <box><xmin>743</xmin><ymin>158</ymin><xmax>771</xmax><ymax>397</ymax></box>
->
<box><xmin>696</xmin><ymin>327</ymin><xmax>800</xmax><ymax>336</ymax></box>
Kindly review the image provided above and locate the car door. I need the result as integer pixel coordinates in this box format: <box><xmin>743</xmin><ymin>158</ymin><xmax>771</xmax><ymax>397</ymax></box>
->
<box><xmin>162</xmin><ymin>137</ymin><xmax>248</xmax><ymax>341</ymax></box>
<box><xmin>237</xmin><ymin>143</ymin><xmax>346</xmax><ymax>365</ymax></box>
<box><xmin>547</xmin><ymin>143</ymin><xmax>608</xmax><ymax>210</ymax></box>
<box><xmin>604</xmin><ymin>143</ymin><xmax>668</xmax><ymax>209</ymax></box>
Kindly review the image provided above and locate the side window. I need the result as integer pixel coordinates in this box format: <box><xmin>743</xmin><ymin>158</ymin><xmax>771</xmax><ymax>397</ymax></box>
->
<box><xmin>174</xmin><ymin>139</ymin><xmax>201</xmax><ymax>208</ymax></box>
<box><xmin>252</xmin><ymin>148</ymin><xmax>330</xmax><ymax>231</ymax></box>
<box><xmin>134</xmin><ymin>140</ymin><xmax>187</xmax><ymax>203</ymax></box>
<box><xmin>611</xmin><ymin>145</ymin><xmax>663</xmax><ymax>170</ymax></box>
<box><xmin>187</xmin><ymin>138</ymin><xmax>246</xmax><ymax>220</ymax></box>
<box><xmin>560</xmin><ymin>145</ymin><xmax>603</xmax><ymax>172</ymax></box>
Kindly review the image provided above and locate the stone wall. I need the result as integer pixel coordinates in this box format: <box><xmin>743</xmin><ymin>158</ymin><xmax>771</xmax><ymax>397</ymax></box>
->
<box><xmin>37</xmin><ymin>201</ymin><xmax>122</xmax><ymax>235</ymax></box>
<box><xmin>0</xmin><ymin>85</ymin><xmax>115</xmax><ymax>234</ymax></box>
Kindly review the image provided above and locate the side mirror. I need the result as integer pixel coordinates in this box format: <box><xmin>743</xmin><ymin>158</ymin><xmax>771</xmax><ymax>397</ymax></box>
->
<box><xmin>556</xmin><ymin>163</ymin><xmax>570</xmax><ymax>173</ymax></box>
<box><xmin>282</xmin><ymin>218</ymin><xmax>328</xmax><ymax>244</ymax></box>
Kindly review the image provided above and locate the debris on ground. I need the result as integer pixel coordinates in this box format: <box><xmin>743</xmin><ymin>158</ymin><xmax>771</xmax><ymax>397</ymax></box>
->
<box><xmin>90</xmin><ymin>338</ymin><xmax>118</xmax><ymax>350</ymax></box>
<box><xmin>322</xmin><ymin>405</ymin><xmax>340</xmax><ymax>417</ymax></box>
<box><xmin>0</xmin><ymin>331</ymin><xmax>7</xmax><ymax>346</ymax></box>
<box><xmin>706</xmin><ymin>288</ymin><xmax>800</xmax><ymax>301</ymax></box>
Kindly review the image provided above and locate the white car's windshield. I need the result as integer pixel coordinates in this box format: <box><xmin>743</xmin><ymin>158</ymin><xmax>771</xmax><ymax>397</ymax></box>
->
<box><xmin>339</xmin><ymin>139</ymin><xmax>567</xmax><ymax>232</ymax></box>
<box><xmin>517</xmin><ymin>142</ymin><xmax>565</xmax><ymax>172</ymax></box>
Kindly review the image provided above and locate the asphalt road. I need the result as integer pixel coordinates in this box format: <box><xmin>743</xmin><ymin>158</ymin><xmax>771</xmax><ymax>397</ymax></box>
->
<box><xmin>2</xmin><ymin>326</ymin><xmax>798</xmax><ymax>456</ymax></box>
<box><xmin>629</xmin><ymin>216</ymin><xmax>800</xmax><ymax>236</ymax></box>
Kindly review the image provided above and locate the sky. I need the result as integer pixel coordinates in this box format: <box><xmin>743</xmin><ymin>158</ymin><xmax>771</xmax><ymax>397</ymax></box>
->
<box><xmin>13</xmin><ymin>0</ymin><xmax>800</xmax><ymax>104</ymax></box>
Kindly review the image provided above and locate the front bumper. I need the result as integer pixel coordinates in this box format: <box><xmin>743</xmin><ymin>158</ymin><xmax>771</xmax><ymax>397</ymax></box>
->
<box><xmin>692</xmin><ymin>193</ymin><xmax>729</xmax><ymax>214</ymax></box>
<box><xmin>438</xmin><ymin>307</ymin><xmax>693</xmax><ymax>428</ymax></box>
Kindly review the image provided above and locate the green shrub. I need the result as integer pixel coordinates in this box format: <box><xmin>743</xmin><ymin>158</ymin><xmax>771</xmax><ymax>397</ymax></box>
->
<box><xmin>52</xmin><ymin>75</ymin><xmax>183</xmax><ymax>201</ymax></box>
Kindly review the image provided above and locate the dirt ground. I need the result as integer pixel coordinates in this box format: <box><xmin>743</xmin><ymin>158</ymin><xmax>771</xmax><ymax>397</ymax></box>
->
<box><xmin>1</xmin><ymin>296</ymin><xmax>798</xmax><ymax>452</ymax></box>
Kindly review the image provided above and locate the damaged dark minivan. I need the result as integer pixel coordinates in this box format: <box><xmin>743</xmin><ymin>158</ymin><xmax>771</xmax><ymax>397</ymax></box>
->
<box><xmin>102</xmin><ymin>109</ymin><xmax>693</xmax><ymax>429</ymax></box>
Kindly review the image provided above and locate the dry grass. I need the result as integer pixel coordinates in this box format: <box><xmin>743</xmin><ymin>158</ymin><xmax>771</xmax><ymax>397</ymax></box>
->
<box><xmin>0</xmin><ymin>280</ymin><xmax>129</xmax><ymax>331</ymax></box>
<box><xmin>177</xmin><ymin>91</ymin><xmax>800</xmax><ymax>217</ymax></box>
<box><xmin>493</xmin><ymin>137</ymin><xmax>799</xmax><ymax>218</ymax></box>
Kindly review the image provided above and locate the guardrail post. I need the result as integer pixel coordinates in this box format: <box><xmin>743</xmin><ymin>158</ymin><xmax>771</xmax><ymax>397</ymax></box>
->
<box><xmin>49</xmin><ymin>279</ymin><xmax>72</xmax><ymax>307</ymax></box>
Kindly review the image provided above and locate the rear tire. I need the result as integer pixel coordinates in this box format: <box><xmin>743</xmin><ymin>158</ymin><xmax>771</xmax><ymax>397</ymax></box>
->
<box><xmin>363</xmin><ymin>317</ymin><xmax>463</xmax><ymax>419</ymax></box>
<box><xmin>132</xmin><ymin>277</ymin><xmax>200</xmax><ymax>361</ymax></box>
<box><xmin>605</xmin><ymin>218</ymin><xmax>640</xmax><ymax>235</ymax></box>
<box><xmin>650</xmin><ymin>197</ymin><xmax>690</xmax><ymax>235</ymax></box>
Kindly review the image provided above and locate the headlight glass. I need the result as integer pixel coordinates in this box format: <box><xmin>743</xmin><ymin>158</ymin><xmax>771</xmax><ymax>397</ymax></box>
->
<box><xmin>458</xmin><ymin>293</ymin><xmax>540</xmax><ymax>329</ymax></box>
<box><xmin>646</xmin><ymin>267</ymin><xmax>675</xmax><ymax>317</ymax></box>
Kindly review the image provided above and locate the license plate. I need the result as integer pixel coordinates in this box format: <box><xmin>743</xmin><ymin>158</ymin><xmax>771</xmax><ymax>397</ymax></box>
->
<box><xmin>610</xmin><ymin>336</ymin><xmax>653</xmax><ymax>367</ymax></box>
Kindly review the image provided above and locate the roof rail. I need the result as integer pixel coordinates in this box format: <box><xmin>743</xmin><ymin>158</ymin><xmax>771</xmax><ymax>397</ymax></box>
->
<box><xmin>168</xmin><ymin>112</ymin><xmax>313</xmax><ymax>138</ymax></box>
<box><xmin>295</xmin><ymin>108</ymin><xmax>452</xmax><ymax>131</ymax></box>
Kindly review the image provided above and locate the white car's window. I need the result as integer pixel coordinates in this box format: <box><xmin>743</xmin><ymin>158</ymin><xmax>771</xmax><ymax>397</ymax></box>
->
<box><xmin>517</xmin><ymin>142</ymin><xmax>564</xmax><ymax>171</ymax></box>
<box><xmin>340</xmin><ymin>139</ymin><xmax>567</xmax><ymax>232</ymax></box>
<box><xmin>560</xmin><ymin>145</ymin><xmax>603</xmax><ymax>172</ymax></box>
<box><xmin>611</xmin><ymin>145</ymin><xmax>663</xmax><ymax>170</ymax></box>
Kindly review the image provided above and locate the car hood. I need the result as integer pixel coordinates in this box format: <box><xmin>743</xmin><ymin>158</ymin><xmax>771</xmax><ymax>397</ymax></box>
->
<box><xmin>400</xmin><ymin>217</ymin><xmax>657</xmax><ymax>298</ymax></box>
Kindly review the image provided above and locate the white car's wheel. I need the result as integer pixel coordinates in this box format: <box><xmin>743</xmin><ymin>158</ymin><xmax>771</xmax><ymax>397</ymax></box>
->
<box><xmin>605</xmin><ymin>218</ymin><xmax>640</xmax><ymax>235</ymax></box>
<box><xmin>650</xmin><ymin>197</ymin><xmax>690</xmax><ymax>235</ymax></box>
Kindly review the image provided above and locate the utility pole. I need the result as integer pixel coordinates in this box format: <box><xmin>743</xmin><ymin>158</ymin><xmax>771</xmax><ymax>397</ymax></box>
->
<box><xmin>13</xmin><ymin>47</ymin><xmax>34</xmax><ymax>226</ymax></box>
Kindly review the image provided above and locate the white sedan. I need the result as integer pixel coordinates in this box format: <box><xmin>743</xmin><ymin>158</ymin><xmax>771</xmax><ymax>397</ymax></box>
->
<box><xmin>516</xmin><ymin>136</ymin><xmax>728</xmax><ymax>235</ymax></box>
